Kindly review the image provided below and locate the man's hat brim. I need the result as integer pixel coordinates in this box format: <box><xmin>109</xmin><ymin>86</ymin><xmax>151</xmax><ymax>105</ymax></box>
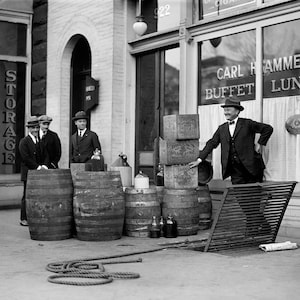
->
<box><xmin>72</xmin><ymin>116</ymin><xmax>89</xmax><ymax>121</ymax></box>
<box><xmin>221</xmin><ymin>104</ymin><xmax>244</xmax><ymax>111</ymax></box>
<box><xmin>26</xmin><ymin>121</ymin><xmax>39</xmax><ymax>127</ymax></box>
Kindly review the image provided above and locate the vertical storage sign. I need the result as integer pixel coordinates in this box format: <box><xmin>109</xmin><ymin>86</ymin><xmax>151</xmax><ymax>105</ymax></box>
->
<box><xmin>0</xmin><ymin>62</ymin><xmax>17</xmax><ymax>173</ymax></box>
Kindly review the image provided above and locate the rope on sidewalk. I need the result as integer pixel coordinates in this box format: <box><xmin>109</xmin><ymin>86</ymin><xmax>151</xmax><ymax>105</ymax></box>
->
<box><xmin>46</xmin><ymin>247</ymin><xmax>168</xmax><ymax>286</ymax></box>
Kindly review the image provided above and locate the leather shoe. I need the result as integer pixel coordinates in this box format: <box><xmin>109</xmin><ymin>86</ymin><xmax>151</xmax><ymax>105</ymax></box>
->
<box><xmin>20</xmin><ymin>220</ymin><xmax>28</xmax><ymax>226</ymax></box>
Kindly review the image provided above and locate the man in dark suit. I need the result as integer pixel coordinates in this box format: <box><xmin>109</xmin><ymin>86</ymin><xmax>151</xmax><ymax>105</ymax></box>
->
<box><xmin>19</xmin><ymin>116</ymin><xmax>49</xmax><ymax>226</ymax></box>
<box><xmin>38</xmin><ymin>115</ymin><xmax>61</xmax><ymax>168</ymax></box>
<box><xmin>189</xmin><ymin>98</ymin><xmax>273</xmax><ymax>235</ymax></box>
<box><xmin>71</xmin><ymin>111</ymin><xmax>102</xmax><ymax>163</ymax></box>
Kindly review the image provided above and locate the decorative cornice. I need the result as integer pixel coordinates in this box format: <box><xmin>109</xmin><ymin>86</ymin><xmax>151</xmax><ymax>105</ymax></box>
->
<box><xmin>128</xmin><ymin>28</ymin><xmax>180</xmax><ymax>55</ymax></box>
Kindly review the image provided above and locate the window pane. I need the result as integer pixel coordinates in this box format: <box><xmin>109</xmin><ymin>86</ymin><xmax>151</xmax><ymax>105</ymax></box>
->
<box><xmin>164</xmin><ymin>48</ymin><xmax>180</xmax><ymax>115</ymax></box>
<box><xmin>0</xmin><ymin>21</ymin><xmax>27</xmax><ymax>56</ymax></box>
<box><xmin>263</xmin><ymin>19</ymin><xmax>300</xmax><ymax>98</ymax></box>
<box><xmin>137</xmin><ymin>53</ymin><xmax>156</xmax><ymax>151</ymax></box>
<box><xmin>200</xmin><ymin>0</ymin><xmax>256</xmax><ymax>19</ymax></box>
<box><xmin>199</xmin><ymin>30</ymin><xmax>256</xmax><ymax>105</ymax></box>
<box><xmin>142</xmin><ymin>0</ymin><xmax>181</xmax><ymax>34</ymax></box>
<box><xmin>0</xmin><ymin>61</ymin><xmax>26</xmax><ymax>174</ymax></box>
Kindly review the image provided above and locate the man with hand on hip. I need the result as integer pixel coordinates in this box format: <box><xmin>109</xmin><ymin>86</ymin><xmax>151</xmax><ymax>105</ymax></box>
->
<box><xmin>189</xmin><ymin>98</ymin><xmax>273</xmax><ymax>235</ymax></box>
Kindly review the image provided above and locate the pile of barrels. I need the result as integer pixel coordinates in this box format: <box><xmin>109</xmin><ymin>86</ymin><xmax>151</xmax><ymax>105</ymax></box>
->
<box><xmin>25</xmin><ymin>167</ymin><xmax>125</xmax><ymax>241</ymax></box>
<box><xmin>25</xmin><ymin>114</ymin><xmax>212</xmax><ymax>241</ymax></box>
<box><xmin>160</xmin><ymin>114</ymin><xmax>211</xmax><ymax>236</ymax></box>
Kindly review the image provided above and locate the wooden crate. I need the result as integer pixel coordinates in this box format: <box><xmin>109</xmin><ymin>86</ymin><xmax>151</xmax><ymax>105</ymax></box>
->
<box><xmin>159</xmin><ymin>139</ymin><xmax>199</xmax><ymax>165</ymax></box>
<box><xmin>163</xmin><ymin>114</ymin><xmax>199</xmax><ymax>140</ymax></box>
<box><xmin>164</xmin><ymin>164</ymin><xmax>198</xmax><ymax>189</ymax></box>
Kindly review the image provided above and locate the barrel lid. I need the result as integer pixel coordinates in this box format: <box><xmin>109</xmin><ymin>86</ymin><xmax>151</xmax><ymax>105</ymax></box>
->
<box><xmin>198</xmin><ymin>160</ymin><xmax>213</xmax><ymax>184</ymax></box>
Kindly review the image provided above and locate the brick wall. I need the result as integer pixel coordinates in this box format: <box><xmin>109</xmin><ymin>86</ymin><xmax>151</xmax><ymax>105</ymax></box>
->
<box><xmin>46</xmin><ymin>0</ymin><xmax>128</xmax><ymax>168</ymax></box>
<box><xmin>32</xmin><ymin>0</ymin><xmax>48</xmax><ymax>115</ymax></box>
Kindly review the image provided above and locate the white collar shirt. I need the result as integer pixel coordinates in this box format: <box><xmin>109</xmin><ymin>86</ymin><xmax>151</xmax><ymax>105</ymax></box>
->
<box><xmin>29</xmin><ymin>132</ymin><xmax>37</xmax><ymax>144</ymax></box>
<box><xmin>78</xmin><ymin>128</ymin><xmax>87</xmax><ymax>137</ymax></box>
<box><xmin>39</xmin><ymin>129</ymin><xmax>47</xmax><ymax>139</ymax></box>
<box><xmin>228</xmin><ymin>117</ymin><xmax>238</xmax><ymax>137</ymax></box>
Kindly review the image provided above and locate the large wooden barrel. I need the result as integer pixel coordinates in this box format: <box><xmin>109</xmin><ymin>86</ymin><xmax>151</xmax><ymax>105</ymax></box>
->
<box><xmin>197</xmin><ymin>185</ymin><xmax>212</xmax><ymax>230</ymax></box>
<box><xmin>124</xmin><ymin>188</ymin><xmax>160</xmax><ymax>237</ymax></box>
<box><xmin>162</xmin><ymin>189</ymin><xmax>199</xmax><ymax>236</ymax></box>
<box><xmin>26</xmin><ymin>169</ymin><xmax>73</xmax><ymax>241</ymax></box>
<box><xmin>73</xmin><ymin>171</ymin><xmax>125</xmax><ymax>241</ymax></box>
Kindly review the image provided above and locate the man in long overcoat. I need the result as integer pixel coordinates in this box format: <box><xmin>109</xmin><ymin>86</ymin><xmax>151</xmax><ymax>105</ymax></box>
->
<box><xmin>19</xmin><ymin>116</ymin><xmax>49</xmax><ymax>226</ymax></box>
<box><xmin>38</xmin><ymin>115</ymin><xmax>61</xmax><ymax>168</ymax></box>
<box><xmin>71</xmin><ymin>111</ymin><xmax>101</xmax><ymax>163</ymax></box>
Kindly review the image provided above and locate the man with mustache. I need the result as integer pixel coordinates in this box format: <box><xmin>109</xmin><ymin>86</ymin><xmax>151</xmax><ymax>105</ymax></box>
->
<box><xmin>189</xmin><ymin>98</ymin><xmax>273</xmax><ymax>235</ymax></box>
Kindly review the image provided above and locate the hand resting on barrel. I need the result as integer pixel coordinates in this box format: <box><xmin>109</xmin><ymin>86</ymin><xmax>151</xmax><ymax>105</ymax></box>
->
<box><xmin>189</xmin><ymin>157</ymin><xmax>202</xmax><ymax>169</ymax></box>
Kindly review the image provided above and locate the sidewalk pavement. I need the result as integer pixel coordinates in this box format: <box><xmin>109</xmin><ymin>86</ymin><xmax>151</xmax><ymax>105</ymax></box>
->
<box><xmin>1</xmin><ymin>209</ymin><xmax>300</xmax><ymax>300</ymax></box>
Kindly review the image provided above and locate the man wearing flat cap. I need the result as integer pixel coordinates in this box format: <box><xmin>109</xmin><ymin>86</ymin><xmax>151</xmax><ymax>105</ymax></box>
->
<box><xmin>189</xmin><ymin>98</ymin><xmax>273</xmax><ymax>235</ymax></box>
<box><xmin>19</xmin><ymin>116</ymin><xmax>49</xmax><ymax>226</ymax></box>
<box><xmin>71</xmin><ymin>111</ymin><xmax>102</xmax><ymax>163</ymax></box>
<box><xmin>38</xmin><ymin>115</ymin><xmax>62</xmax><ymax>169</ymax></box>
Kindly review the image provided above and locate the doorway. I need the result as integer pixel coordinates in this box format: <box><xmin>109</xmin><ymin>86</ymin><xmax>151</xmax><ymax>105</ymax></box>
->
<box><xmin>70</xmin><ymin>36</ymin><xmax>91</xmax><ymax>135</ymax></box>
<box><xmin>135</xmin><ymin>47</ymin><xmax>180</xmax><ymax>183</ymax></box>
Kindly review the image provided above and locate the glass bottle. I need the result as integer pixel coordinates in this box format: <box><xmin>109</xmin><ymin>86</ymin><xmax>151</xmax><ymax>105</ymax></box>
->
<box><xmin>156</xmin><ymin>164</ymin><xmax>164</xmax><ymax>186</ymax></box>
<box><xmin>159</xmin><ymin>216</ymin><xmax>165</xmax><ymax>237</ymax></box>
<box><xmin>164</xmin><ymin>215</ymin><xmax>178</xmax><ymax>238</ymax></box>
<box><xmin>150</xmin><ymin>216</ymin><xmax>160</xmax><ymax>238</ymax></box>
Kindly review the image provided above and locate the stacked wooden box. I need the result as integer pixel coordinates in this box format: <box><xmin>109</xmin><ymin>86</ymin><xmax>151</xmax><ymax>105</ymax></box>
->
<box><xmin>160</xmin><ymin>114</ymin><xmax>200</xmax><ymax>236</ymax></box>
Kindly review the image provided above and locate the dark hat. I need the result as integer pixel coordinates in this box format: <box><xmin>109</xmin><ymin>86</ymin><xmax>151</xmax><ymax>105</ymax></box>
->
<box><xmin>221</xmin><ymin>98</ymin><xmax>244</xmax><ymax>111</ymax></box>
<box><xmin>72</xmin><ymin>111</ymin><xmax>89</xmax><ymax>121</ymax></box>
<box><xmin>38</xmin><ymin>115</ymin><xmax>52</xmax><ymax>123</ymax></box>
<box><xmin>198</xmin><ymin>160</ymin><xmax>213</xmax><ymax>185</ymax></box>
<box><xmin>26</xmin><ymin>116</ymin><xmax>39</xmax><ymax>127</ymax></box>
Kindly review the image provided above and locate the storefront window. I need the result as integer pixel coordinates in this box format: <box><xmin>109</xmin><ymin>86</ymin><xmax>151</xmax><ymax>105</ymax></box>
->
<box><xmin>164</xmin><ymin>48</ymin><xmax>180</xmax><ymax>115</ymax></box>
<box><xmin>199</xmin><ymin>30</ymin><xmax>256</xmax><ymax>105</ymax></box>
<box><xmin>263</xmin><ymin>19</ymin><xmax>300</xmax><ymax>98</ymax></box>
<box><xmin>0</xmin><ymin>61</ymin><xmax>26</xmax><ymax>174</ymax></box>
<box><xmin>262</xmin><ymin>18</ymin><xmax>300</xmax><ymax>182</ymax></box>
<box><xmin>199</xmin><ymin>0</ymin><xmax>256</xmax><ymax>19</ymax></box>
<box><xmin>0</xmin><ymin>21</ymin><xmax>27</xmax><ymax>57</ymax></box>
<box><xmin>142</xmin><ymin>0</ymin><xmax>181</xmax><ymax>34</ymax></box>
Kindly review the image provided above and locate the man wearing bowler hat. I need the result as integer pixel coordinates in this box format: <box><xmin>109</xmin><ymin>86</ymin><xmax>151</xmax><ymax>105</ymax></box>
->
<box><xmin>71</xmin><ymin>111</ymin><xmax>102</xmax><ymax>163</ymax></box>
<box><xmin>19</xmin><ymin>116</ymin><xmax>49</xmax><ymax>226</ymax></box>
<box><xmin>38</xmin><ymin>115</ymin><xmax>61</xmax><ymax>169</ymax></box>
<box><xmin>189</xmin><ymin>98</ymin><xmax>273</xmax><ymax>235</ymax></box>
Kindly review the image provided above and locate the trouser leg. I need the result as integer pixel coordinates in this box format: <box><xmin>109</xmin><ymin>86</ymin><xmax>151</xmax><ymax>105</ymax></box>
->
<box><xmin>20</xmin><ymin>181</ymin><xmax>27</xmax><ymax>221</ymax></box>
<box><xmin>230</xmin><ymin>162</ymin><xmax>270</xmax><ymax>235</ymax></box>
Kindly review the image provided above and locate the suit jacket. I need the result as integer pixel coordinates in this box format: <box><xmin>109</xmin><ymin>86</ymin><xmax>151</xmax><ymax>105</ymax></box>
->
<box><xmin>19</xmin><ymin>135</ymin><xmax>49</xmax><ymax>181</ymax></box>
<box><xmin>71</xmin><ymin>129</ymin><xmax>101</xmax><ymax>163</ymax></box>
<box><xmin>199</xmin><ymin>118</ymin><xmax>273</xmax><ymax>179</ymax></box>
<box><xmin>41</xmin><ymin>130</ymin><xmax>61</xmax><ymax>168</ymax></box>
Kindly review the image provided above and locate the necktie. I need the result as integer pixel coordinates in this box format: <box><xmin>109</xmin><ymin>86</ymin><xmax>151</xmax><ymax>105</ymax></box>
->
<box><xmin>79</xmin><ymin>131</ymin><xmax>82</xmax><ymax>137</ymax></box>
<box><xmin>229</xmin><ymin>120</ymin><xmax>235</xmax><ymax>125</ymax></box>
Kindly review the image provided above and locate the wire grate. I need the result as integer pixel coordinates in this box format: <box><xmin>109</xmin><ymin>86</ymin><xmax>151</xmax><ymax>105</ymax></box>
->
<box><xmin>204</xmin><ymin>181</ymin><xmax>297</xmax><ymax>252</ymax></box>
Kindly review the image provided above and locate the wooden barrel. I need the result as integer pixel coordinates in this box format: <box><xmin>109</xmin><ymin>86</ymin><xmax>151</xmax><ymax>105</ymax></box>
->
<box><xmin>162</xmin><ymin>189</ymin><xmax>199</xmax><ymax>236</ymax></box>
<box><xmin>124</xmin><ymin>188</ymin><xmax>160</xmax><ymax>237</ymax></box>
<box><xmin>73</xmin><ymin>171</ymin><xmax>125</xmax><ymax>241</ymax></box>
<box><xmin>26</xmin><ymin>169</ymin><xmax>73</xmax><ymax>241</ymax></box>
<box><xmin>197</xmin><ymin>185</ymin><xmax>212</xmax><ymax>230</ymax></box>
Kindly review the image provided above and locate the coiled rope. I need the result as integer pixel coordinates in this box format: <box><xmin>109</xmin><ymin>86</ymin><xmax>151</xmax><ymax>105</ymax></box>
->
<box><xmin>46</xmin><ymin>247</ymin><xmax>167</xmax><ymax>286</ymax></box>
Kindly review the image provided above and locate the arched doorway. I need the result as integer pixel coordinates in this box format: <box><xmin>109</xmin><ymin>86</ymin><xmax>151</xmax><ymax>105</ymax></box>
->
<box><xmin>70</xmin><ymin>36</ymin><xmax>91</xmax><ymax>135</ymax></box>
